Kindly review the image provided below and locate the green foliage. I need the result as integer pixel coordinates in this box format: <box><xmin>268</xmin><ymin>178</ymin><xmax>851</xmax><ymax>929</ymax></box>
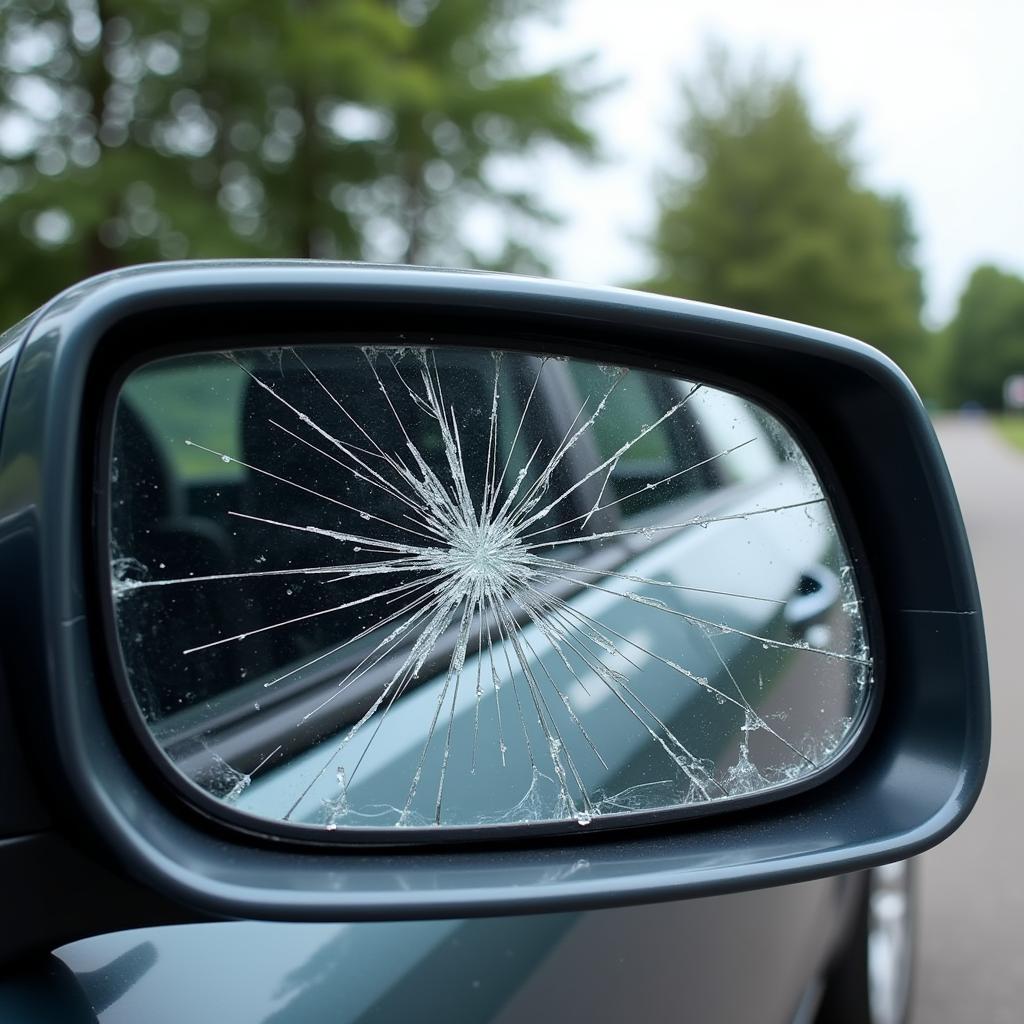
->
<box><xmin>916</xmin><ymin>324</ymin><xmax>953</xmax><ymax>410</ymax></box>
<box><xmin>342</xmin><ymin>0</ymin><xmax>602</xmax><ymax>267</ymax></box>
<box><xmin>639</xmin><ymin>52</ymin><xmax>933</xmax><ymax>389</ymax></box>
<box><xmin>0</xmin><ymin>0</ymin><xmax>601</xmax><ymax>328</ymax></box>
<box><xmin>994</xmin><ymin>414</ymin><xmax>1024</xmax><ymax>453</ymax></box>
<box><xmin>946</xmin><ymin>265</ymin><xmax>1024</xmax><ymax>409</ymax></box>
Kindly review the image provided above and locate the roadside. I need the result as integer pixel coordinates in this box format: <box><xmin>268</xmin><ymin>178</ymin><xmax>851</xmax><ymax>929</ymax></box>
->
<box><xmin>992</xmin><ymin>413</ymin><xmax>1024</xmax><ymax>453</ymax></box>
<box><xmin>914</xmin><ymin>415</ymin><xmax>1024</xmax><ymax>1024</ymax></box>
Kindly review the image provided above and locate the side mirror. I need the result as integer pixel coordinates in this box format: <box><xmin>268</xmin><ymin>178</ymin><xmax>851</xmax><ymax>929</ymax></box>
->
<box><xmin>0</xmin><ymin>264</ymin><xmax>988</xmax><ymax>961</ymax></box>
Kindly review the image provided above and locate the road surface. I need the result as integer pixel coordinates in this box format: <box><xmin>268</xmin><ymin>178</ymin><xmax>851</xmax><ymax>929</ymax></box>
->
<box><xmin>916</xmin><ymin>416</ymin><xmax>1024</xmax><ymax>1023</ymax></box>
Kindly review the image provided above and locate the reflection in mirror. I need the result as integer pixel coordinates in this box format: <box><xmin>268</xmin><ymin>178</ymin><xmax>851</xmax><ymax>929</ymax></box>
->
<box><xmin>108</xmin><ymin>343</ymin><xmax>872</xmax><ymax>833</ymax></box>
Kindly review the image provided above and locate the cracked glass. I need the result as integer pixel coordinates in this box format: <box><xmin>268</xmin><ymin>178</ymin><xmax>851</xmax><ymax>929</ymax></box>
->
<box><xmin>107</xmin><ymin>342</ymin><xmax>872</xmax><ymax>833</ymax></box>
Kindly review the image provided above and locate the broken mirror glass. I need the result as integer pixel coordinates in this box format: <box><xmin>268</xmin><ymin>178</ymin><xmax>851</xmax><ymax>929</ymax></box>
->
<box><xmin>107</xmin><ymin>343</ymin><xmax>872</xmax><ymax>833</ymax></box>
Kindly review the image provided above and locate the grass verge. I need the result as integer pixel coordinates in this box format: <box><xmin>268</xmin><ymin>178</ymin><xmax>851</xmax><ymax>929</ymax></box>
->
<box><xmin>994</xmin><ymin>414</ymin><xmax>1024</xmax><ymax>453</ymax></box>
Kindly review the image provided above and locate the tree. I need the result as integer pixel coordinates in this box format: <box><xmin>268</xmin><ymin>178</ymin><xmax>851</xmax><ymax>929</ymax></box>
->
<box><xmin>640</xmin><ymin>52</ymin><xmax>932</xmax><ymax>388</ymax></box>
<box><xmin>946</xmin><ymin>265</ymin><xmax>1024</xmax><ymax>408</ymax></box>
<box><xmin>0</xmin><ymin>0</ymin><xmax>601</xmax><ymax>329</ymax></box>
<box><xmin>364</xmin><ymin>0</ymin><xmax>602</xmax><ymax>268</ymax></box>
<box><xmin>0</xmin><ymin>0</ymin><xmax>401</xmax><ymax>324</ymax></box>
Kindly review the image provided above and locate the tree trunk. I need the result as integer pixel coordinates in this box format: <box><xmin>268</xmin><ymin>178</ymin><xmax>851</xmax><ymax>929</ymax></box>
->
<box><xmin>85</xmin><ymin>0</ymin><xmax>116</xmax><ymax>276</ymax></box>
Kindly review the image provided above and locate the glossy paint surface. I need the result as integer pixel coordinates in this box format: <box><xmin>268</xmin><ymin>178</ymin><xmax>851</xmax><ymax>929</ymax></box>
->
<box><xmin>53</xmin><ymin>878</ymin><xmax>844</xmax><ymax>1024</ymax></box>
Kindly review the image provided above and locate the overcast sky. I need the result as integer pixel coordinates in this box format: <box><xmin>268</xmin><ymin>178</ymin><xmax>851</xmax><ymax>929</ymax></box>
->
<box><xmin>523</xmin><ymin>0</ymin><xmax>1024</xmax><ymax>326</ymax></box>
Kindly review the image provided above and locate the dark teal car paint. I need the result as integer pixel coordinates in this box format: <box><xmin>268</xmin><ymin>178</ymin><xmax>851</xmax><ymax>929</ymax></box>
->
<box><xmin>44</xmin><ymin>879</ymin><xmax>847</xmax><ymax>1023</ymax></box>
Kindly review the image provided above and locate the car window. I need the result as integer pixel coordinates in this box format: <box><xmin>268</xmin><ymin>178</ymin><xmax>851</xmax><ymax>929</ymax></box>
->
<box><xmin>123</xmin><ymin>360</ymin><xmax>249</xmax><ymax>484</ymax></box>
<box><xmin>686</xmin><ymin>386</ymin><xmax>782</xmax><ymax>485</ymax></box>
<box><xmin>112</xmin><ymin>346</ymin><xmax>573</xmax><ymax>719</ymax></box>
<box><xmin>566</xmin><ymin>361</ymin><xmax>719</xmax><ymax>522</ymax></box>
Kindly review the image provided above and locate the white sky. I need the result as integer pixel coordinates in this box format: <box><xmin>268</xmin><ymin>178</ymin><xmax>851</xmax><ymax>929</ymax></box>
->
<box><xmin>524</xmin><ymin>0</ymin><xmax>1024</xmax><ymax>326</ymax></box>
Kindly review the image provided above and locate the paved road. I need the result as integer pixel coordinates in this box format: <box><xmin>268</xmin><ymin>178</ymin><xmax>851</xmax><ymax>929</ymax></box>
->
<box><xmin>915</xmin><ymin>417</ymin><xmax>1024</xmax><ymax>1024</ymax></box>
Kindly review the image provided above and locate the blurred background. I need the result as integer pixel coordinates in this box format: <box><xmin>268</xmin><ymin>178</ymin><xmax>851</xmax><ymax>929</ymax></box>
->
<box><xmin>2</xmin><ymin>0</ymin><xmax>1023</xmax><ymax>417</ymax></box>
<box><xmin>1</xmin><ymin>1</ymin><xmax>1021</xmax><ymax>1020</ymax></box>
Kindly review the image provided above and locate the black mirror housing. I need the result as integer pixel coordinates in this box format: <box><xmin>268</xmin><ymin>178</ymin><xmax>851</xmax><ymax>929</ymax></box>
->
<box><xmin>0</xmin><ymin>263</ymin><xmax>989</xmax><ymax>960</ymax></box>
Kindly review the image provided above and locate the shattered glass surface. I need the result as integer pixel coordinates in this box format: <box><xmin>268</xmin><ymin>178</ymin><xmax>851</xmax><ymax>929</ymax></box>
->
<box><xmin>108</xmin><ymin>343</ymin><xmax>872</xmax><ymax>832</ymax></box>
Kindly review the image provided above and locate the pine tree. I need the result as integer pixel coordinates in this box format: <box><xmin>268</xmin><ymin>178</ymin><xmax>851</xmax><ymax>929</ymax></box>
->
<box><xmin>946</xmin><ymin>265</ymin><xmax>1024</xmax><ymax>408</ymax></box>
<box><xmin>640</xmin><ymin>52</ymin><xmax>931</xmax><ymax>386</ymax></box>
<box><xmin>0</xmin><ymin>0</ymin><xmax>601</xmax><ymax>327</ymax></box>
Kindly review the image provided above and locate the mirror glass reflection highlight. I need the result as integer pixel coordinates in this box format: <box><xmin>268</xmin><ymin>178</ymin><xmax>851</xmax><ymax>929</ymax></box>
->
<box><xmin>108</xmin><ymin>343</ymin><xmax>872</xmax><ymax>832</ymax></box>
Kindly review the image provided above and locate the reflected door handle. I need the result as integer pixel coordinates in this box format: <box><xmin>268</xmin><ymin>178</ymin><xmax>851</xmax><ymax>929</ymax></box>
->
<box><xmin>783</xmin><ymin>564</ymin><xmax>841</xmax><ymax>632</ymax></box>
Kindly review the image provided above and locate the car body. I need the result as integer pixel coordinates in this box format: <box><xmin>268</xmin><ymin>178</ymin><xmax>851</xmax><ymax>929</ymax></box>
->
<box><xmin>0</xmin><ymin>264</ymin><xmax>984</xmax><ymax>1024</ymax></box>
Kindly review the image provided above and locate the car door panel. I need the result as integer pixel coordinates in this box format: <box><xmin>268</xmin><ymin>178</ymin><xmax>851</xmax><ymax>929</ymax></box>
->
<box><xmin>54</xmin><ymin>877</ymin><xmax>844</xmax><ymax>1024</ymax></box>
